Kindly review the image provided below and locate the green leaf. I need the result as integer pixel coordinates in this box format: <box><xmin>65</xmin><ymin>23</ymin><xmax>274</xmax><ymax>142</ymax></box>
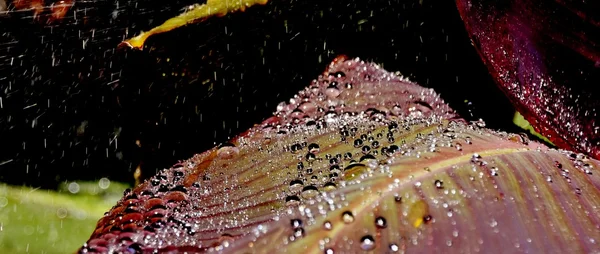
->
<box><xmin>512</xmin><ymin>111</ymin><xmax>555</xmax><ymax>146</ymax></box>
<box><xmin>0</xmin><ymin>182</ymin><xmax>125</xmax><ymax>253</ymax></box>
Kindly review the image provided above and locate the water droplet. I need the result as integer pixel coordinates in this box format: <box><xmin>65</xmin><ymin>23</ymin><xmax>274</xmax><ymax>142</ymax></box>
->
<box><xmin>331</xmin><ymin>71</ymin><xmax>346</xmax><ymax>78</ymax></box>
<box><xmin>342</xmin><ymin>211</ymin><xmax>355</xmax><ymax>224</ymax></box>
<box><xmin>329</xmin><ymin>157</ymin><xmax>339</xmax><ymax>165</ymax></box>
<box><xmin>554</xmin><ymin>161</ymin><xmax>562</xmax><ymax>169</ymax></box>
<box><xmin>394</xmin><ymin>194</ymin><xmax>402</xmax><ymax>203</ymax></box>
<box><xmin>490</xmin><ymin>167</ymin><xmax>499</xmax><ymax>176</ymax></box>
<box><xmin>293</xmin><ymin>227</ymin><xmax>305</xmax><ymax>238</ymax></box>
<box><xmin>285</xmin><ymin>195</ymin><xmax>301</xmax><ymax>206</ymax></box>
<box><xmin>299</xmin><ymin>101</ymin><xmax>317</xmax><ymax>113</ymax></box>
<box><xmin>343</xmin><ymin>163</ymin><xmax>367</xmax><ymax>181</ymax></box>
<box><xmin>305</xmin><ymin>153</ymin><xmax>316</xmax><ymax>161</ymax></box>
<box><xmin>217</xmin><ymin>143</ymin><xmax>239</xmax><ymax>159</ymax></box>
<box><xmin>391</xmin><ymin>104</ymin><xmax>402</xmax><ymax>115</ymax></box>
<box><xmin>323</xmin><ymin>182</ymin><xmax>337</xmax><ymax>191</ymax></box>
<box><xmin>361</xmin><ymin>146</ymin><xmax>371</xmax><ymax>154</ymax></box>
<box><xmin>301</xmin><ymin>185</ymin><xmax>319</xmax><ymax>199</ymax></box>
<box><xmin>389</xmin><ymin>243</ymin><xmax>400</xmax><ymax>252</ymax></box>
<box><xmin>324</xmin><ymin>248</ymin><xmax>334</xmax><ymax>254</ymax></box>
<box><xmin>289</xmin><ymin>179</ymin><xmax>304</xmax><ymax>192</ymax></box>
<box><xmin>354</xmin><ymin>139</ymin><xmax>364</xmax><ymax>148</ymax></box>
<box><xmin>375</xmin><ymin>216</ymin><xmax>387</xmax><ymax>228</ymax></box>
<box><xmin>582</xmin><ymin>163</ymin><xmax>593</xmax><ymax>175</ymax></box>
<box><xmin>157</xmin><ymin>185</ymin><xmax>169</xmax><ymax>193</ymax></box>
<box><xmin>359</xmin><ymin>154</ymin><xmax>376</xmax><ymax>162</ymax></box>
<box><xmin>434</xmin><ymin>180</ymin><xmax>444</xmax><ymax>189</ymax></box>
<box><xmin>173</xmin><ymin>169</ymin><xmax>184</xmax><ymax>177</ymax></box>
<box><xmin>423</xmin><ymin>215</ymin><xmax>433</xmax><ymax>224</ymax></box>
<box><xmin>308</xmin><ymin>143</ymin><xmax>320</xmax><ymax>153</ymax></box>
<box><xmin>474</xmin><ymin>118</ymin><xmax>486</xmax><ymax>128</ymax></box>
<box><xmin>360</xmin><ymin>235</ymin><xmax>376</xmax><ymax>251</ymax></box>
<box><xmin>408</xmin><ymin>101</ymin><xmax>433</xmax><ymax>117</ymax></box>
<box><xmin>323</xmin><ymin>221</ymin><xmax>332</xmax><ymax>230</ymax></box>
<box><xmin>325</xmin><ymin>83</ymin><xmax>341</xmax><ymax>98</ymax></box>
<box><xmin>218</xmin><ymin>233</ymin><xmax>235</xmax><ymax>245</ymax></box>
<box><xmin>343</xmin><ymin>152</ymin><xmax>353</xmax><ymax>160</ymax></box>
<box><xmin>471</xmin><ymin>153</ymin><xmax>484</xmax><ymax>165</ymax></box>
<box><xmin>371</xmin><ymin>141</ymin><xmax>380</xmax><ymax>149</ymax></box>
<box><xmin>290</xmin><ymin>143</ymin><xmax>303</xmax><ymax>154</ymax></box>
<box><xmin>455</xmin><ymin>142</ymin><xmax>463</xmax><ymax>151</ymax></box>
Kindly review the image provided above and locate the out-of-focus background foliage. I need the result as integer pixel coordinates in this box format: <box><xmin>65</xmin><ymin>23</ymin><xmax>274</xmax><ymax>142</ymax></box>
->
<box><xmin>0</xmin><ymin>181</ymin><xmax>126</xmax><ymax>253</ymax></box>
<box><xmin>0</xmin><ymin>0</ymin><xmax>530</xmax><ymax>252</ymax></box>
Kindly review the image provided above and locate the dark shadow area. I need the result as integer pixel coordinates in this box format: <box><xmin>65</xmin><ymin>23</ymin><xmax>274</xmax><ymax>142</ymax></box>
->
<box><xmin>0</xmin><ymin>0</ymin><xmax>515</xmax><ymax>189</ymax></box>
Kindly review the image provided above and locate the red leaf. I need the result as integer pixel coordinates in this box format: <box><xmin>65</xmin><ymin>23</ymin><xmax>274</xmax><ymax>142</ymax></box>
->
<box><xmin>456</xmin><ymin>0</ymin><xmax>600</xmax><ymax>159</ymax></box>
<box><xmin>81</xmin><ymin>57</ymin><xmax>600</xmax><ymax>253</ymax></box>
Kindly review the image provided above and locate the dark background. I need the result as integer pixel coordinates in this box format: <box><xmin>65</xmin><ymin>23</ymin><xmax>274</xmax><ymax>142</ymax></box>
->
<box><xmin>0</xmin><ymin>0</ymin><xmax>516</xmax><ymax>189</ymax></box>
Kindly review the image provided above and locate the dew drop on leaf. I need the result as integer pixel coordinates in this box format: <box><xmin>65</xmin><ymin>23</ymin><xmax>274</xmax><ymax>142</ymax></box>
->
<box><xmin>375</xmin><ymin>216</ymin><xmax>387</xmax><ymax>228</ymax></box>
<box><xmin>217</xmin><ymin>143</ymin><xmax>239</xmax><ymax>159</ymax></box>
<box><xmin>341</xmin><ymin>211</ymin><xmax>355</xmax><ymax>224</ymax></box>
<box><xmin>389</xmin><ymin>243</ymin><xmax>400</xmax><ymax>252</ymax></box>
<box><xmin>323</xmin><ymin>221</ymin><xmax>332</xmax><ymax>230</ymax></box>
<box><xmin>434</xmin><ymin>180</ymin><xmax>444</xmax><ymax>189</ymax></box>
<box><xmin>360</xmin><ymin>235</ymin><xmax>376</xmax><ymax>251</ymax></box>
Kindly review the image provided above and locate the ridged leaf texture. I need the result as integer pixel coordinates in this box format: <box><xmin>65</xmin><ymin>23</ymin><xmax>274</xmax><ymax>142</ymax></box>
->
<box><xmin>81</xmin><ymin>57</ymin><xmax>600</xmax><ymax>253</ymax></box>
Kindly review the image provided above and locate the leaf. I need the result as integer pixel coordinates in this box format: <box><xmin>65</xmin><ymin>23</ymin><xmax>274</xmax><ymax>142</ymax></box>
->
<box><xmin>455</xmin><ymin>0</ymin><xmax>600</xmax><ymax>159</ymax></box>
<box><xmin>0</xmin><ymin>182</ymin><xmax>123</xmax><ymax>254</ymax></box>
<box><xmin>81</xmin><ymin>57</ymin><xmax>600</xmax><ymax>253</ymax></box>
<box><xmin>120</xmin><ymin>0</ymin><xmax>270</xmax><ymax>49</ymax></box>
<box><xmin>512</xmin><ymin>111</ymin><xmax>554</xmax><ymax>146</ymax></box>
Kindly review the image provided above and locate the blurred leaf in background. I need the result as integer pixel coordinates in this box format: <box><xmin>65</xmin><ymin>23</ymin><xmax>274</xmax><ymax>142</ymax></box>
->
<box><xmin>0</xmin><ymin>180</ymin><xmax>128</xmax><ymax>253</ymax></box>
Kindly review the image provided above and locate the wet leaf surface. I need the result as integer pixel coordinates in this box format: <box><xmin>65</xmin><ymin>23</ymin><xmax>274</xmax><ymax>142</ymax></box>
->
<box><xmin>456</xmin><ymin>0</ymin><xmax>600</xmax><ymax>159</ymax></box>
<box><xmin>82</xmin><ymin>58</ymin><xmax>600</xmax><ymax>253</ymax></box>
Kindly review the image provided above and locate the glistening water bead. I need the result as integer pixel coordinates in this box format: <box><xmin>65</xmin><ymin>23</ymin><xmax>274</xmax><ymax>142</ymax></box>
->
<box><xmin>353</xmin><ymin>139</ymin><xmax>363</xmax><ymax>148</ymax></box>
<box><xmin>323</xmin><ymin>221</ymin><xmax>332</xmax><ymax>230</ymax></box>
<box><xmin>360</xmin><ymin>235</ymin><xmax>376</xmax><ymax>251</ymax></box>
<box><xmin>375</xmin><ymin>216</ymin><xmax>387</xmax><ymax>228</ymax></box>
<box><xmin>342</xmin><ymin>211</ymin><xmax>355</xmax><ymax>224</ymax></box>
<box><xmin>434</xmin><ymin>180</ymin><xmax>444</xmax><ymax>189</ymax></box>
<box><xmin>308</xmin><ymin>143</ymin><xmax>320</xmax><ymax>153</ymax></box>
<box><xmin>217</xmin><ymin>143</ymin><xmax>239</xmax><ymax>159</ymax></box>
<box><xmin>291</xmin><ymin>219</ymin><xmax>302</xmax><ymax>229</ymax></box>
<box><xmin>289</xmin><ymin>179</ymin><xmax>304</xmax><ymax>192</ymax></box>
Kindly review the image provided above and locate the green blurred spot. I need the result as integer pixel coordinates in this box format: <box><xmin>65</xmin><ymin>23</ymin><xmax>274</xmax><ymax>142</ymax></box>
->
<box><xmin>512</xmin><ymin>111</ymin><xmax>555</xmax><ymax>146</ymax></box>
<box><xmin>0</xmin><ymin>181</ymin><xmax>128</xmax><ymax>253</ymax></box>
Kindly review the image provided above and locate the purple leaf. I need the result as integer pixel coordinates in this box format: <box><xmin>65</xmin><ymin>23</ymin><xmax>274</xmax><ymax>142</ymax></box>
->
<box><xmin>456</xmin><ymin>0</ymin><xmax>600</xmax><ymax>159</ymax></box>
<box><xmin>81</xmin><ymin>57</ymin><xmax>600</xmax><ymax>253</ymax></box>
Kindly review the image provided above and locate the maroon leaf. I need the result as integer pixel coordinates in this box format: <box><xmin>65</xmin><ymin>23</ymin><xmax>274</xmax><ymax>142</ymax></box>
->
<box><xmin>455</xmin><ymin>0</ymin><xmax>600</xmax><ymax>159</ymax></box>
<box><xmin>81</xmin><ymin>57</ymin><xmax>600</xmax><ymax>253</ymax></box>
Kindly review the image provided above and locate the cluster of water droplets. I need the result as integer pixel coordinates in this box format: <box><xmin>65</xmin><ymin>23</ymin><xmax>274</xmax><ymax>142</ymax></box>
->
<box><xmin>79</xmin><ymin>57</ymin><xmax>472</xmax><ymax>253</ymax></box>
<box><xmin>80</xmin><ymin>57</ymin><xmax>600</xmax><ymax>253</ymax></box>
